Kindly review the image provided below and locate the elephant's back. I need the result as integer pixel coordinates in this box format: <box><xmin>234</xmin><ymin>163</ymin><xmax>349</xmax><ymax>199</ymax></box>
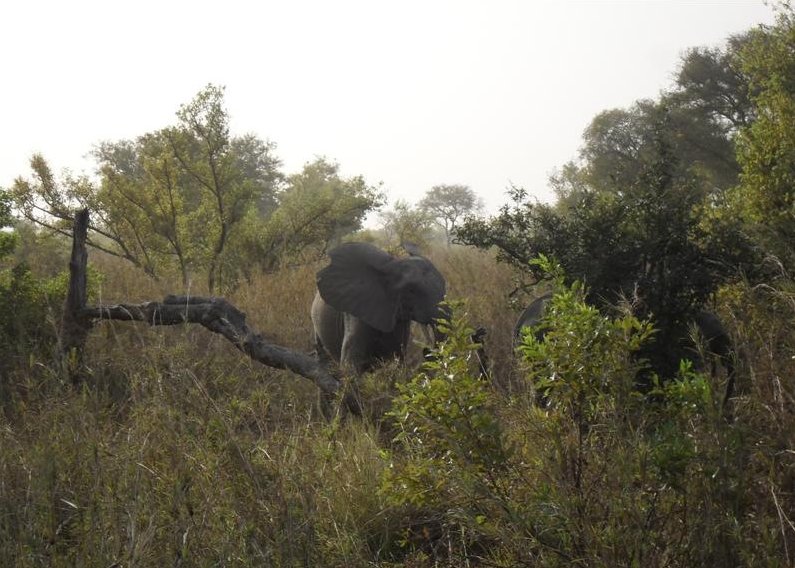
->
<box><xmin>514</xmin><ymin>293</ymin><xmax>553</xmax><ymax>339</ymax></box>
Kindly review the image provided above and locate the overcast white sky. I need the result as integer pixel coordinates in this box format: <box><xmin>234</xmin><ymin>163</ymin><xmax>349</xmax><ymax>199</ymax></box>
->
<box><xmin>0</xmin><ymin>1</ymin><xmax>776</xmax><ymax>218</ymax></box>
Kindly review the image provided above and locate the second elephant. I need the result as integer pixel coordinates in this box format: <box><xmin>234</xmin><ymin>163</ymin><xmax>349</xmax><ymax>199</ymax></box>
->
<box><xmin>514</xmin><ymin>293</ymin><xmax>736</xmax><ymax>405</ymax></box>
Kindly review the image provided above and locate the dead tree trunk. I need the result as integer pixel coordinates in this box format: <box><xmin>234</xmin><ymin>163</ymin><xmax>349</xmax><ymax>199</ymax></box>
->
<box><xmin>60</xmin><ymin>208</ymin><xmax>91</xmax><ymax>384</ymax></box>
<box><xmin>60</xmin><ymin>209</ymin><xmax>356</xmax><ymax>413</ymax></box>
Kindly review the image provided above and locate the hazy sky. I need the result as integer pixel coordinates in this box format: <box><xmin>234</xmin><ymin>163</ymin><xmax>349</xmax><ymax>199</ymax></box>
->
<box><xmin>0</xmin><ymin>1</ymin><xmax>776</xmax><ymax>217</ymax></box>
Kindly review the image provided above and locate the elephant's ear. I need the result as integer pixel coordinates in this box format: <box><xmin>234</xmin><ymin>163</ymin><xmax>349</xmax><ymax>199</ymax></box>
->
<box><xmin>317</xmin><ymin>242</ymin><xmax>400</xmax><ymax>332</ymax></box>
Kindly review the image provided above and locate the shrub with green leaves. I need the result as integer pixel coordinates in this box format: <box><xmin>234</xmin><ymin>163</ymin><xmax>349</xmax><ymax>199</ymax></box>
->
<box><xmin>0</xmin><ymin>262</ymin><xmax>100</xmax><ymax>377</ymax></box>
<box><xmin>510</xmin><ymin>262</ymin><xmax>762</xmax><ymax>566</ymax></box>
<box><xmin>381</xmin><ymin>301</ymin><xmax>511</xmax><ymax>555</ymax></box>
<box><xmin>516</xmin><ymin>274</ymin><xmax>653</xmax><ymax>422</ymax></box>
<box><xmin>0</xmin><ymin>265</ymin><xmax>60</xmax><ymax>362</ymax></box>
<box><xmin>378</xmin><ymin>260</ymin><xmax>768</xmax><ymax>566</ymax></box>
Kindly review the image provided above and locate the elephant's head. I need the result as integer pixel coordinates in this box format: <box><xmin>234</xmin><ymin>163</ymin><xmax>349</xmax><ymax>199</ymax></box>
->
<box><xmin>316</xmin><ymin>242</ymin><xmax>446</xmax><ymax>333</ymax></box>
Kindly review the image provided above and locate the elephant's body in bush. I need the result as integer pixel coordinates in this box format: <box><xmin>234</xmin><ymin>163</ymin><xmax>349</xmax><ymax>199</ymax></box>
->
<box><xmin>311</xmin><ymin>242</ymin><xmax>446</xmax><ymax>375</ymax></box>
<box><xmin>515</xmin><ymin>293</ymin><xmax>736</xmax><ymax>405</ymax></box>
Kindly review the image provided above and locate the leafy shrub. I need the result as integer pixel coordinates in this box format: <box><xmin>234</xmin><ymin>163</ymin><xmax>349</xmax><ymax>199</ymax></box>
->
<box><xmin>0</xmin><ymin>263</ymin><xmax>100</xmax><ymax>377</ymax></box>
<box><xmin>377</xmin><ymin>263</ymin><xmax>781</xmax><ymax>566</ymax></box>
<box><xmin>381</xmin><ymin>301</ymin><xmax>511</xmax><ymax>559</ymax></box>
<box><xmin>0</xmin><ymin>264</ymin><xmax>62</xmax><ymax>364</ymax></box>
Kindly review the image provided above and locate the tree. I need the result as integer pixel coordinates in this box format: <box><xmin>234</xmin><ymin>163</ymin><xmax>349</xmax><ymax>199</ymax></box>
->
<box><xmin>11</xmin><ymin>85</ymin><xmax>283</xmax><ymax>292</ymax></box>
<box><xmin>237</xmin><ymin>157</ymin><xmax>384</xmax><ymax>274</ymax></box>
<box><xmin>167</xmin><ymin>85</ymin><xmax>283</xmax><ymax>292</ymax></box>
<box><xmin>575</xmin><ymin>97</ymin><xmax>740</xmax><ymax>199</ymax></box>
<box><xmin>733</xmin><ymin>6</ymin><xmax>795</xmax><ymax>271</ymax></box>
<box><xmin>672</xmin><ymin>33</ymin><xmax>755</xmax><ymax>135</ymax></box>
<box><xmin>457</xmin><ymin>105</ymin><xmax>754</xmax><ymax>378</ymax></box>
<box><xmin>419</xmin><ymin>184</ymin><xmax>483</xmax><ymax>246</ymax></box>
<box><xmin>379</xmin><ymin>200</ymin><xmax>435</xmax><ymax>249</ymax></box>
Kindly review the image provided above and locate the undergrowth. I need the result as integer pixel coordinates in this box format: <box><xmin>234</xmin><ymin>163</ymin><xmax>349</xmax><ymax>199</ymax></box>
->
<box><xmin>0</xmin><ymin>249</ymin><xmax>792</xmax><ymax>566</ymax></box>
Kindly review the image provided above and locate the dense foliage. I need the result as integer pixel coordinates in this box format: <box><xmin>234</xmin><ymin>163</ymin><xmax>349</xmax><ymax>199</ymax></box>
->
<box><xmin>0</xmin><ymin>192</ymin><xmax>63</xmax><ymax>378</ymax></box>
<box><xmin>10</xmin><ymin>86</ymin><xmax>382</xmax><ymax>293</ymax></box>
<box><xmin>734</xmin><ymin>9</ymin><xmax>795</xmax><ymax>271</ymax></box>
<box><xmin>455</xmin><ymin>23</ymin><xmax>770</xmax><ymax>378</ymax></box>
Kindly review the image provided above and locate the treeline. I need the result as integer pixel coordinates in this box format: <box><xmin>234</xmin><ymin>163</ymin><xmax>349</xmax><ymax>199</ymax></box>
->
<box><xmin>6</xmin><ymin>85</ymin><xmax>383</xmax><ymax>293</ymax></box>
<box><xmin>4</xmin><ymin>86</ymin><xmax>486</xmax><ymax>295</ymax></box>
<box><xmin>458</xmin><ymin>9</ymin><xmax>793</xmax><ymax>325</ymax></box>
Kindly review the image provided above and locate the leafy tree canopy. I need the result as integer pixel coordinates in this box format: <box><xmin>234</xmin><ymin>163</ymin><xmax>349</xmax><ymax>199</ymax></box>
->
<box><xmin>11</xmin><ymin>84</ymin><xmax>281</xmax><ymax>292</ymax></box>
<box><xmin>237</xmin><ymin>157</ymin><xmax>384</xmax><ymax>274</ymax></box>
<box><xmin>458</xmin><ymin>102</ymin><xmax>754</xmax><ymax>337</ymax></box>
<box><xmin>733</xmin><ymin>6</ymin><xmax>795</xmax><ymax>271</ymax></box>
<box><xmin>672</xmin><ymin>32</ymin><xmax>755</xmax><ymax>135</ymax></box>
<box><xmin>8</xmin><ymin>85</ymin><xmax>383</xmax><ymax>292</ymax></box>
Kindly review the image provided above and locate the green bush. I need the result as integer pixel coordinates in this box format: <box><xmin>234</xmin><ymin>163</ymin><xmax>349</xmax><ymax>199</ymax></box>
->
<box><xmin>511</xmin><ymin>266</ymin><xmax>759</xmax><ymax>566</ymax></box>
<box><xmin>0</xmin><ymin>264</ymin><xmax>58</xmax><ymax>358</ymax></box>
<box><xmin>0</xmin><ymin>263</ymin><xmax>100</xmax><ymax>376</ymax></box>
<box><xmin>377</xmin><ymin>265</ymin><xmax>778</xmax><ymax>566</ymax></box>
<box><xmin>381</xmin><ymin>301</ymin><xmax>511</xmax><ymax>560</ymax></box>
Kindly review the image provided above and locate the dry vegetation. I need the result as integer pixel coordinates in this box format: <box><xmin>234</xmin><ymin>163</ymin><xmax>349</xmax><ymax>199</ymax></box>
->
<box><xmin>0</xmin><ymin>242</ymin><xmax>793</xmax><ymax>567</ymax></box>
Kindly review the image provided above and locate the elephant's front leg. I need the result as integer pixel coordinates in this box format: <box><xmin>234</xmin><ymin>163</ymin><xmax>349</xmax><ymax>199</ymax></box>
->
<box><xmin>340</xmin><ymin>314</ymin><xmax>377</xmax><ymax>375</ymax></box>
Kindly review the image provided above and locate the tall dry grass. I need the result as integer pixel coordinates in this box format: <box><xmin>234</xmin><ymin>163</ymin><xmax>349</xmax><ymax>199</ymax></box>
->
<box><xmin>0</xmin><ymin>243</ymin><xmax>792</xmax><ymax>566</ymax></box>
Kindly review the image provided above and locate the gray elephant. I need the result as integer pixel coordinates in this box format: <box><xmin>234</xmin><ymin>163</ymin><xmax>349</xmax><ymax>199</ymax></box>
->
<box><xmin>513</xmin><ymin>292</ymin><xmax>553</xmax><ymax>342</ymax></box>
<box><xmin>690</xmin><ymin>310</ymin><xmax>736</xmax><ymax>404</ymax></box>
<box><xmin>311</xmin><ymin>242</ymin><xmax>447</xmax><ymax>375</ymax></box>
<box><xmin>514</xmin><ymin>293</ymin><xmax>736</xmax><ymax>407</ymax></box>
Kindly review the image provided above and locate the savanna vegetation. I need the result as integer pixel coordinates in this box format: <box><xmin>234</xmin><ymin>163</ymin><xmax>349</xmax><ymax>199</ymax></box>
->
<box><xmin>1</xmin><ymin>7</ymin><xmax>795</xmax><ymax>567</ymax></box>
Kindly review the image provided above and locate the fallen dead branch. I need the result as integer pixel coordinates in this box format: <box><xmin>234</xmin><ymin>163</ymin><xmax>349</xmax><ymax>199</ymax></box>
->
<box><xmin>61</xmin><ymin>208</ymin><xmax>355</xmax><ymax>413</ymax></box>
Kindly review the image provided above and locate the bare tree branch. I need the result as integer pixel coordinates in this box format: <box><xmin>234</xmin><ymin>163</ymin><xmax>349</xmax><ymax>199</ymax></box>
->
<box><xmin>61</xmin><ymin>208</ymin><xmax>358</xmax><ymax>414</ymax></box>
<box><xmin>79</xmin><ymin>295</ymin><xmax>341</xmax><ymax>396</ymax></box>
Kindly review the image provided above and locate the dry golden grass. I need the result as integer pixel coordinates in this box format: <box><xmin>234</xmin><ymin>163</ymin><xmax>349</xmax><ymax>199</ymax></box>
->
<box><xmin>434</xmin><ymin>245</ymin><xmax>522</xmax><ymax>387</ymax></box>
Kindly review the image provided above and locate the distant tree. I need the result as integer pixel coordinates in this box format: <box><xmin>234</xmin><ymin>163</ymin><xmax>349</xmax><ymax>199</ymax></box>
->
<box><xmin>672</xmin><ymin>32</ymin><xmax>755</xmax><ymax>135</ymax></box>
<box><xmin>380</xmin><ymin>200</ymin><xmax>435</xmax><ymax>249</ymax></box>
<box><xmin>419</xmin><ymin>184</ymin><xmax>484</xmax><ymax>246</ymax></box>
<box><xmin>575</xmin><ymin>98</ymin><xmax>740</xmax><ymax>199</ymax></box>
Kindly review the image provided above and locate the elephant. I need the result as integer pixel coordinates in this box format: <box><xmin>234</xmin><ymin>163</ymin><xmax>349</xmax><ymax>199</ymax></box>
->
<box><xmin>513</xmin><ymin>293</ymin><xmax>736</xmax><ymax>409</ymax></box>
<box><xmin>688</xmin><ymin>310</ymin><xmax>736</xmax><ymax>404</ymax></box>
<box><xmin>513</xmin><ymin>292</ymin><xmax>553</xmax><ymax>343</ymax></box>
<box><xmin>311</xmin><ymin>242</ymin><xmax>447</xmax><ymax>376</ymax></box>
